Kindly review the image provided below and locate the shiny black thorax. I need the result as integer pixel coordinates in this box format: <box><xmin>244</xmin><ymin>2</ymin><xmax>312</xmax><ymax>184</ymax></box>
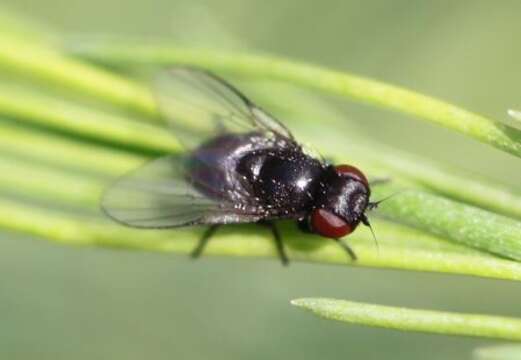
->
<box><xmin>237</xmin><ymin>147</ymin><xmax>324</xmax><ymax>217</ymax></box>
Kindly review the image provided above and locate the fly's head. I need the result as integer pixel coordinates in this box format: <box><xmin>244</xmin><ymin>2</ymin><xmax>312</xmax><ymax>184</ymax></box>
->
<box><xmin>307</xmin><ymin>164</ymin><xmax>371</xmax><ymax>239</ymax></box>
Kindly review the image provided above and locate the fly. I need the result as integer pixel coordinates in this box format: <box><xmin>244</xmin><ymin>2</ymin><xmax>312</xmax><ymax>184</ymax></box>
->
<box><xmin>101</xmin><ymin>67</ymin><xmax>380</xmax><ymax>265</ymax></box>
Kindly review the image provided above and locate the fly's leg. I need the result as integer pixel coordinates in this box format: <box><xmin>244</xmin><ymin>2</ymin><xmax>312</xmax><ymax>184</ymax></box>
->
<box><xmin>270</xmin><ymin>222</ymin><xmax>290</xmax><ymax>266</ymax></box>
<box><xmin>191</xmin><ymin>225</ymin><xmax>220</xmax><ymax>259</ymax></box>
<box><xmin>297</xmin><ymin>217</ymin><xmax>313</xmax><ymax>234</ymax></box>
<box><xmin>259</xmin><ymin>221</ymin><xmax>289</xmax><ymax>266</ymax></box>
<box><xmin>336</xmin><ymin>239</ymin><xmax>357</xmax><ymax>261</ymax></box>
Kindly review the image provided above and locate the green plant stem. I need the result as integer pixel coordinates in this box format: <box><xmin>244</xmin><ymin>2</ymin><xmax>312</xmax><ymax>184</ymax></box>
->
<box><xmin>366</xmin><ymin>147</ymin><xmax>521</xmax><ymax>219</ymax></box>
<box><xmin>373</xmin><ymin>184</ymin><xmax>521</xmax><ymax>261</ymax></box>
<box><xmin>0</xmin><ymin>122</ymin><xmax>146</xmax><ymax>175</ymax></box>
<box><xmin>68</xmin><ymin>41</ymin><xmax>521</xmax><ymax>157</ymax></box>
<box><xmin>0</xmin><ymin>85</ymin><xmax>177</xmax><ymax>154</ymax></box>
<box><xmin>3</xmin><ymin>195</ymin><xmax>521</xmax><ymax>281</ymax></box>
<box><xmin>0</xmin><ymin>37</ymin><xmax>158</xmax><ymax>117</ymax></box>
<box><xmin>0</xmin><ymin>155</ymin><xmax>103</xmax><ymax>208</ymax></box>
<box><xmin>291</xmin><ymin>298</ymin><xmax>521</xmax><ymax>341</ymax></box>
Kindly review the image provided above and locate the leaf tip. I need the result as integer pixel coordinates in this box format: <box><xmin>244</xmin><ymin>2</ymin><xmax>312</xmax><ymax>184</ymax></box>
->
<box><xmin>291</xmin><ymin>297</ymin><xmax>331</xmax><ymax>310</ymax></box>
<box><xmin>290</xmin><ymin>298</ymin><xmax>308</xmax><ymax>307</ymax></box>
<box><xmin>508</xmin><ymin>109</ymin><xmax>521</xmax><ymax>120</ymax></box>
<box><xmin>504</xmin><ymin>109</ymin><xmax>521</xmax><ymax>130</ymax></box>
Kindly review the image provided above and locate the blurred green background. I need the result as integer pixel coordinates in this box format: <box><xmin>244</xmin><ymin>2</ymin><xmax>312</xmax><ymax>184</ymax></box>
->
<box><xmin>1</xmin><ymin>1</ymin><xmax>521</xmax><ymax>359</ymax></box>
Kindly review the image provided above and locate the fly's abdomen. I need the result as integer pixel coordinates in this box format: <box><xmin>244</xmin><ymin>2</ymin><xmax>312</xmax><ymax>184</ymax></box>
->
<box><xmin>188</xmin><ymin>132</ymin><xmax>274</xmax><ymax>203</ymax></box>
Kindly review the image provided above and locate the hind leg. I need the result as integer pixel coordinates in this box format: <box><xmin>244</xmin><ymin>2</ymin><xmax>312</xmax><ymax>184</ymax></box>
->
<box><xmin>191</xmin><ymin>225</ymin><xmax>221</xmax><ymax>259</ymax></box>
<box><xmin>259</xmin><ymin>221</ymin><xmax>289</xmax><ymax>266</ymax></box>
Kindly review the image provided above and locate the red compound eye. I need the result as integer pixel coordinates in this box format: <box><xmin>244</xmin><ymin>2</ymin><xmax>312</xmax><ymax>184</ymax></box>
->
<box><xmin>311</xmin><ymin>209</ymin><xmax>354</xmax><ymax>239</ymax></box>
<box><xmin>335</xmin><ymin>164</ymin><xmax>369</xmax><ymax>187</ymax></box>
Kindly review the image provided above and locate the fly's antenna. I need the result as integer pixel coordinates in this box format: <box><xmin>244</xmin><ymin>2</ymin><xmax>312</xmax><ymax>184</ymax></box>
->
<box><xmin>368</xmin><ymin>190</ymin><xmax>404</xmax><ymax>210</ymax></box>
<box><xmin>361</xmin><ymin>214</ymin><xmax>379</xmax><ymax>254</ymax></box>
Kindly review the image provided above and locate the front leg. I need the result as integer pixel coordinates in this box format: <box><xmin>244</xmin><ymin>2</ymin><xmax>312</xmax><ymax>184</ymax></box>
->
<box><xmin>297</xmin><ymin>217</ymin><xmax>313</xmax><ymax>233</ymax></box>
<box><xmin>336</xmin><ymin>239</ymin><xmax>357</xmax><ymax>261</ymax></box>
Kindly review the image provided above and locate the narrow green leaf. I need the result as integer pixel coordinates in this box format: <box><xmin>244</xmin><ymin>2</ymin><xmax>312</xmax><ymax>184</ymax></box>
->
<box><xmin>3</xmin><ymin>180</ymin><xmax>521</xmax><ymax>281</ymax></box>
<box><xmin>0</xmin><ymin>122</ymin><xmax>146</xmax><ymax>175</ymax></box>
<box><xmin>0</xmin><ymin>85</ymin><xmax>176</xmax><ymax>154</ymax></box>
<box><xmin>68</xmin><ymin>41</ymin><xmax>521</xmax><ymax>157</ymax></box>
<box><xmin>0</xmin><ymin>155</ymin><xmax>103</xmax><ymax>208</ymax></box>
<box><xmin>291</xmin><ymin>298</ymin><xmax>521</xmax><ymax>341</ymax></box>
<box><xmin>373</xmin><ymin>183</ymin><xmax>521</xmax><ymax>261</ymax></box>
<box><xmin>0</xmin><ymin>37</ymin><xmax>157</xmax><ymax>117</ymax></box>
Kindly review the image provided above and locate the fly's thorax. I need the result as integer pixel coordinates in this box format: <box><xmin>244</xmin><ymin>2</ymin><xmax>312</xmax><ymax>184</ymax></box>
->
<box><xmin>237</xmin><ymin>148</ymin><xmax>324</xmax><ymax>214</ymax></box>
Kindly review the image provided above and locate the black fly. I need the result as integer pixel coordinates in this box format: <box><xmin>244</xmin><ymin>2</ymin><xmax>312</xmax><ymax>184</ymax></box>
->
<box><xmin>101</xmin><ymin>68</ymin><xmax>378</xmax><ymax>265</ymax></box>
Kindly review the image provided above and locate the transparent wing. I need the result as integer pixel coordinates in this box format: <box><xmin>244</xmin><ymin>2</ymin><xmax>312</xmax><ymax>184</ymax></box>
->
<box><xmin>154</xmin><ymin>67</ymin><xmax>295</xmax><ymax>150</ymax></box>
<box><xmin>101</xmin><ymin>155</ymin><xmax>260</xmax><ymax>229</ymax></box>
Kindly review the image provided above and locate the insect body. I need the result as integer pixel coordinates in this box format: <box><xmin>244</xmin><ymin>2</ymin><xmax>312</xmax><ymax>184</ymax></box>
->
<box><xmin>102</xmin><ymin>68</ymin><xmax>376</xmax><ymax>265</ymax></box>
